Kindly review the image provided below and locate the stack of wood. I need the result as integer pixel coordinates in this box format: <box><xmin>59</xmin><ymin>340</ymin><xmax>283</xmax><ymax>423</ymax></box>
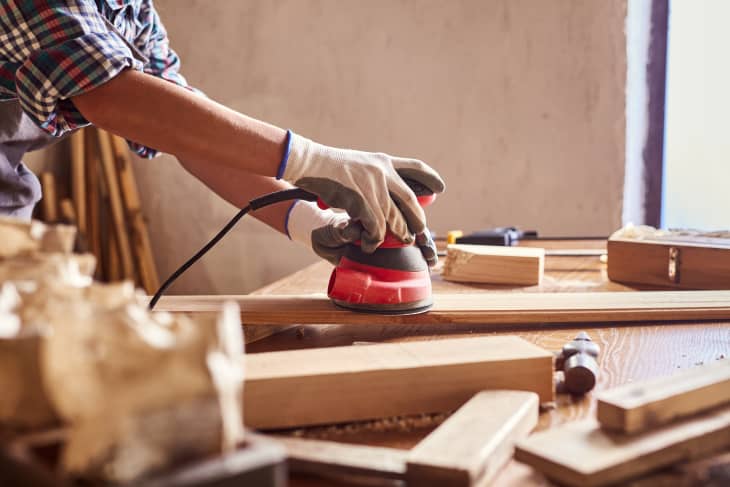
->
<box><xmin>515</xmin><ymin>358</ymin><xmax>730</xmax><ymax>486</ymax></box>
<box><xmin>36</xmin><ymin>129</ymin><xmax>159</xmax><ymax>294</ymax></box>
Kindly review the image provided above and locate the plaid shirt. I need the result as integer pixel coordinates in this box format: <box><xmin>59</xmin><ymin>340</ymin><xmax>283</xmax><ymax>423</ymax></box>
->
<box><xmin>0</xmin><ymin>0</ymin><xmax>193</xmax><ymax>158</ymax></box>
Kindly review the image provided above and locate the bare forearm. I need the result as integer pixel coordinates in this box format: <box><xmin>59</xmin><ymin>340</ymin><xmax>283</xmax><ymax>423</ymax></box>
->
<box><xmin>72</xmin><ymin>69</ymin><xmax>287</xmax><ymax>177</ymax></box>
<box><xmin>179</xmin><ymin>157</ymin><xmax>294</xmax><ymax>234</ymax></box>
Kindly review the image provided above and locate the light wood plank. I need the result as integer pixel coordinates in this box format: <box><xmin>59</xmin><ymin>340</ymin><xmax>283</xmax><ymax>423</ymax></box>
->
<box><xmin>407</xmin><ymin>390</ymin><xmax>539</xmax><ymax>486</ymax></box>
<box><xmin>443</xmin><ymin>244</ymin><xmax>545</xmax><ymax>285</ymax></box>
<box><xmin>514</xmin><ymin>404</ymin><xmax>730</xmax><ymax>487</ymax></box>
<box><xmin>596</xmin><ymin>358</ymin><xmax>730</xmax><ymax>434</ymax></box>
<box><xmin>244</xmin><ymin>336</ymin><xmax>552</xmax><ymax>429</ymax></box>
<box><xmin>276</xmin><ymin>437</ymin><xmax>407</xmax><ymax>480</ymax></box>
<box><xmin>97</xmin><ymin>130</ymin><xmax>134</xmax><ymax>279</ymax></box>
<box><xmin>154</xmin><ymin>290</ymin><xmax>730</xmax><ymax>326</ymax></box>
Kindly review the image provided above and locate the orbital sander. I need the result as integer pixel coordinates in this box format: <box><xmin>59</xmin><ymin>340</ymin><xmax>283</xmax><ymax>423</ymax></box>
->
<box><xmin>322</xmin><ymin>178</ymin><xmax>436</xmax><ymax>314</ymax></box>
<box><xmin>149</xmin><ymin>180</ymin><xmax>437</xmax><ymax>315</ymax></box>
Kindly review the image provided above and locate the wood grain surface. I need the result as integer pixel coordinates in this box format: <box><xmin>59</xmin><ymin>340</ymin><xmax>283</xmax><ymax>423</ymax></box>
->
<box><xmin>240</xmin><ymin>242</ymin><xmax>730</xmax><ymax>486</ymax></box>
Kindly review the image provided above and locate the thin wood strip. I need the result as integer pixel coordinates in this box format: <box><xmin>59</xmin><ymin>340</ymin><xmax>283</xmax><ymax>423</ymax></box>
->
<box><xmin>109</xmin><ymin>135</ymin><xmax>159</xmax><ymax>293</ymax></box>
<box><xmin>84</xmin><ymin>129</ymin><xmax>102</xmax><ymax>279</ymax></box>
<box><xmin>153</xmin><ymin>290</ymin><xmax>730</xmax><ymax>326</ymax></box>
<box><xmin>58</xmin><ymin>198</ymin><xmax>76</xmax><ymax>225</ymax></box>
<box><xmin>39</xmin><ymin>172</ymin><xmax>57</xmax><ymax>223</ymax></box>
<box><xmin>97</xmin><ymin>130</ymin><xmax>134</xmax><ymax>279</ymax></box>
<box><xmin>515</xmin><ymin>404</ymin><xmax>730</xmax><ymax>487</ymax></box>
<box><xmin>69</xmin><ymin>130</ymin><xmax>86</xmax><ymax>235</ymax></box>
<box><xmin>596</xmin><ymin>358</ymin><xmax>730</xmax><ymax>434</ymax></box>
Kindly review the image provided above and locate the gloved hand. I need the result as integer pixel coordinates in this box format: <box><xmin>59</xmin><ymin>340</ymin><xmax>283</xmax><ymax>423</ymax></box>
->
<box><xmin>278</xmin><ymin>131</ymin><xmax>445</xmax><ymax>256</ymax></box>
<box><xmin>286</xmin><ymin>200</ymin><xmax>439</xmax><ymax>267</ymax></box>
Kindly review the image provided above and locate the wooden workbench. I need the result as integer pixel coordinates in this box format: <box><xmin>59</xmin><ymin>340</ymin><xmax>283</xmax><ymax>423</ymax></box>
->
<box><xmin>247</xmin><ymin>240</ymin><xmax>730</xmax><ymax>486</ymax></box>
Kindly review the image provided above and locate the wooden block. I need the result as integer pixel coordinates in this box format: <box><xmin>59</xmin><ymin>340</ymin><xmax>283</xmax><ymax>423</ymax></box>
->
<box><xmin>406</xmin><ymin>390</ymin><xmax>538</xmax><ymax>487</ymax></box>
<box><xmin>277</xmin><ymin>436</ymin><xmax>407</xmax><ymax>481</ymax></box>
<box><xmin>244</xmin><ymin>336</ymin><xmax>553</xmax><ymax>429</ymax></box>
<box><xmin>97</xmin><ymin>130</ymin><xmax>135</xmax><ymax>280</ymax></box>
<box><xmin>514</xmin><ymin>404</ymin><xmax>730</xmax><ymax>487</ymax></box>
<box><xmin>39</xmin><ymin>172</ymin><xmax>57</xmax><ymax>223</ymax></box>
<box><xmin>154</xmin><ymin>290</ymin><xmax>730</xmax><ymax>326</ymax></box>
<box><xmin>70</xmin><ymin>130</ymin><xmax>86</xmax><ymax>235</ymax></box>
<box><xmin>442</xmin><ymin>244</ymin><xmax>544</xmax><ymax>285</ymax></box>
<box><xmin>596</xmin><ymin>358</ymin><xmax>730</xmax><ymax>434</ymax></box>
<box><xmin>608</xmin><ymin>235</ymin><xmax>730</xmax><ymax>289</ymax></box>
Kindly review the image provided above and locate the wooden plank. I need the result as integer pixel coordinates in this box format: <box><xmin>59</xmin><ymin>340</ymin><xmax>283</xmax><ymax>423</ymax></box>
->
<box><xmin>154</xmin><ymin>290</ymin><xmax>730</xmax><ymax>326</ymax></box>
<box><xmin>608</xmin><ymin>237</ymin><xmax>730</xmax><ymax>290</ymax></box>
<box><xmin>406</xmin><ymin>390</ymin><xmax>539</xmax><ymax>486</ymax></box>
<box><xmin>244</xmin><ymin>336</ymin><xmax>552</xmax><ymax>429</ymax></box>
<box><xmin>442</xmin><ymin>244</ymin><xmax>545</xmax><ymax>285</ymax></box>
<box><xmin>58</xmin><ymin>198</ymin><xmax>76</xmax><ymax>225</ymax></box>
<box><xmin>276</xmin><ymin>437</ymin><xmax>407</xmax><ymax>480</ymax></box>
<box><xmin>97</xmin><ymin>130</ymin><xmax>134</xmax><ymax>279</ymax></box>
<box><xmin>69</xmin><ymin>130</ymin><xmax>86</xmax><ymax>235</ymax></box>
<box><xmin>110</xmin><ymin>135</ymin><xmax>159</xmax><ymax>293</ymax></box>
<box><xmin>514</xmin><ymin>404</ymin><xmax>730</xmax><ymax>487</ymax></box>
<box><xmin>596</xmin><ymin>358</ymin><xmax>730</xmax><ymax>434</ymax></box>
<box><xmin>39</xmin><ymin>172</ymin><xmax>58</xmax><ymax>223</ymax></box>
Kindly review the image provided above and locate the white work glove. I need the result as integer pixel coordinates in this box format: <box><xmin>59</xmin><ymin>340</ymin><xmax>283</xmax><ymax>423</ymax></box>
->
<box><xmin>278</xmin><ymin>131</ymin><xmax>445</xmax><ymax>257</ymax></box>
<box><xmin>286</xmin><ymin>200</ymin><xmax>359</xmax><ymax>265</ymax></box>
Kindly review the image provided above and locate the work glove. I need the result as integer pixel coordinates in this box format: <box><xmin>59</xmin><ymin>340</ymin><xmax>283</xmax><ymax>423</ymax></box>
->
<box><xmin>278</xmin><ymin>131</ymin><xmax>445</xmax><ymax>258</ymax></box>
<box><xmin>286</xmin><ymin>200</ymin><xmax>439</xmax><ymax>267</ymax></box>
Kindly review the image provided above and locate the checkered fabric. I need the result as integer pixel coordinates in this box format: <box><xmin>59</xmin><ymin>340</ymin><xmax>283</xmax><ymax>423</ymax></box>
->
<box><xmin>0</xmin><ymin>0</ymin><xmax>193</xmax><ymax>158</ymax></box>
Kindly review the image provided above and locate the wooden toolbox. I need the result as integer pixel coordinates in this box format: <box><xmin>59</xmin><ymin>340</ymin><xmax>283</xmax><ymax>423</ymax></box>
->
<box><xmin>607</xmin><ymin>229</ymin><xmax>730</xmax><ymax>289</ymax></box>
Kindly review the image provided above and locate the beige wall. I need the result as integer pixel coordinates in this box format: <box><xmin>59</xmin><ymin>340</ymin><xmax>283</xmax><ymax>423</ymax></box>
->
<box><xmin>135</xmin><ymin>0</ymin><xmax>627</xmax><ymax>294</ymax></box>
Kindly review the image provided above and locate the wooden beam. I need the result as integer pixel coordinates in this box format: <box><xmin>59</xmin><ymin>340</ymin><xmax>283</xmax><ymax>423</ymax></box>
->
<box><xmin>406</xmin><ymin>390</ymin><xmax>538</xmax><ymax>486</ymax></box>
<box><xmin>514</xmin><ymin>404</ymin><xmax>730</xmax><ymax>487</ymax></box>
<box><xmin>154</xmin><ymin>290</ymin><xmax>730</xmax><ymax>326</ymax></box>
<box><xmin>244</xmin><ymin>336</ymin><xmax>552</xmax><ymax>429</ymax></box>
<box><xmin>596</xmin><ymin>358</ymin><xmax>730</xmax><ymax>434</ymax></box>
<box><xmin>442</xmin><ymin>244</ymin><xmax>544</xmax><ymax>285</ymax></box>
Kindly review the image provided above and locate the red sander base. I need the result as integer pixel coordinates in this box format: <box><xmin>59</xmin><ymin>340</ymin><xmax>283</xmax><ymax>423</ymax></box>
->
<box><xmin>327</xmin><ymin>252</ymin><xmax>433</xmax><ymax>315</ymax></box>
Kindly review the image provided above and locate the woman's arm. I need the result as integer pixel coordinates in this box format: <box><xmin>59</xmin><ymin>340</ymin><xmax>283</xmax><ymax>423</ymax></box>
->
<box><xmin>72</xmin><ymin>69</ymin><xmax>286</xmax><ymax>177</ymax></box>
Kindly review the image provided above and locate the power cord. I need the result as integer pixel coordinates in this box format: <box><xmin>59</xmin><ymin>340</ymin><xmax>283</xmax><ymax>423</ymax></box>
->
<box><xmin>148</xmin><ymin>188</ymin><xmax>317</xmax><ymax>310</ymax></box>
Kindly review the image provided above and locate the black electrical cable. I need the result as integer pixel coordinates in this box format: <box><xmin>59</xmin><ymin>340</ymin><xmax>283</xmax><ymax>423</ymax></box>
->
<box><xmin>148</xmin><ymin>188</ymin><xmax>317</xmax><ymax>310</ymax></box>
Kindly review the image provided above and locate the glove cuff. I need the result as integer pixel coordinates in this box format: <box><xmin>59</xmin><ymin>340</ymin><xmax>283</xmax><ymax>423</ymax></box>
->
<box><xmin>276</xmin><ymin>130</ymin><xmax>293</xmax><ymax>180</ymax></box>
<box><xmin>286</xmin><ymin>200</ymin><xmax>346</xmax><ymax>247</ymax></box>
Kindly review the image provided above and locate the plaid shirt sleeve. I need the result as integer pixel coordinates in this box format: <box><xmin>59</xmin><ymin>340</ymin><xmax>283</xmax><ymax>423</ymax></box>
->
<box><xmin>0</xmin><ymin>0</ymin><xmax>145</xmax><ymax>137</ymax></box>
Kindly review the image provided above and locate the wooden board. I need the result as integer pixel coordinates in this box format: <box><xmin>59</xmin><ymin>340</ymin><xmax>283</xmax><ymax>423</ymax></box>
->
<box><xmin>442</xmin><ymin>244</ymin><xmax>545</xmax><ymax>285</ymax></box>
<box><xmin>154</xmin><ymin>290</ymin><xmax>730</xmax><ymax>326</ymax></box>
<box><xmin>596</xmin><ymin>358</ymin><xmax>730</xmax><ymax>434</ymax></box>
<box><xmin>244</xmin><ymin>336</ymin><xmax>552</xmax><ymax>429</ymax></box>
<box><xmin>39</xmin><ymin>172</ymin><xmax>57</xmax><ymax>223</ymax></box>
<box><xmin>406</xmin><ymin>390</ymin><xmax>538</xmax><ymax>486</ymax></box>
<box><xmin>514</xmin><ymin>404</ymin><xmax>730</xmax><ymax>487</ymax></box>
<box><xmin>608</xmin><ymin>237</ymin><xmax>730</xmax><ymax>289</ymax></box>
